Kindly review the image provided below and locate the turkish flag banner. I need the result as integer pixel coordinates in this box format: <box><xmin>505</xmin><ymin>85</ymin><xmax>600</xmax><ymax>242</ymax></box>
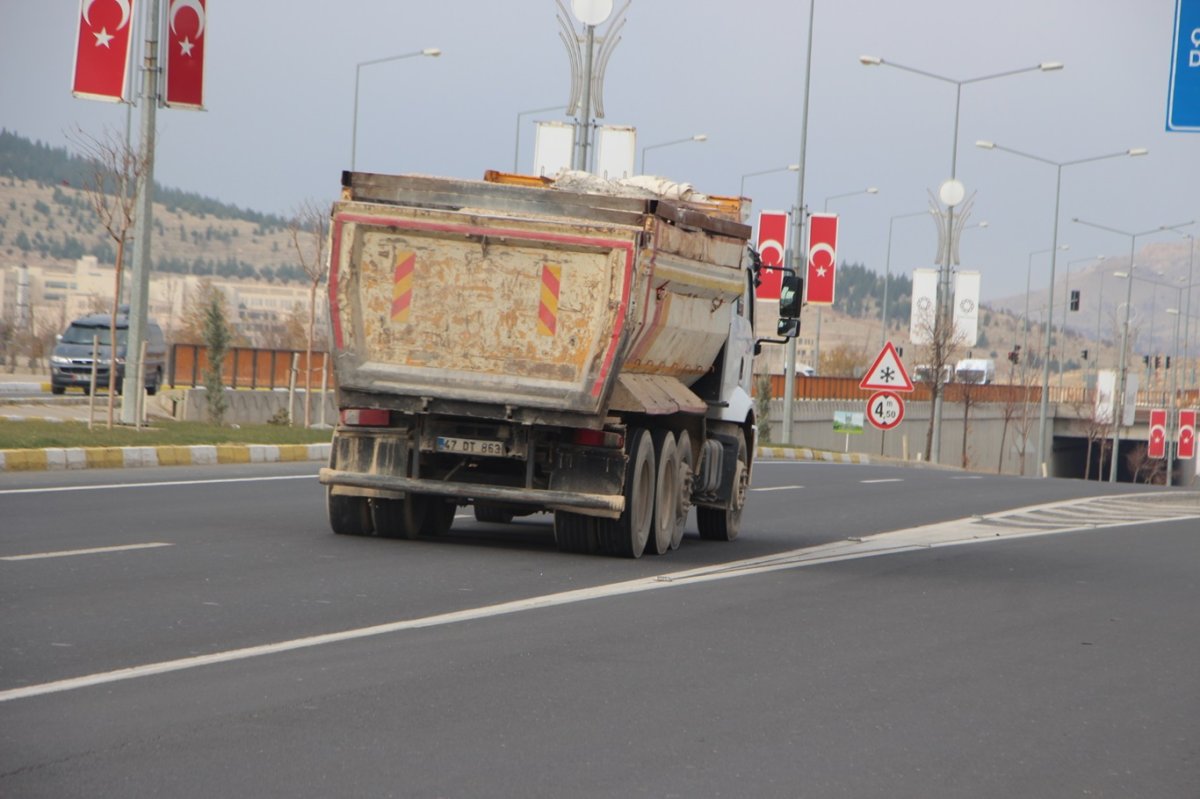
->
<box><xmin>805</xmin><ymin>213</ymin><xmax>839</xmax><ymax>306</ymax></box>
<box><xmin>72</xmin><ymin>0</ymin><xmax>137</xmax><ymax>102</ymax></box>
<box><xmin>755</xmin><ymin>210</ymin><xmax>789</xmax><ymax>301</ymax></box>
<box><xmin>164</xmin><ymin>0</ymin><xmax>207</xmax><ymax>109</ymax></box>
<box><xmin>1178</xmin><ymin>409</ymin><xmax>1196</xmax><ymax>459</ymax></box>
<box><xmin>1148</xmin><ymin>408</ymin><xmax>1167</xmax><ymax>459</ymax></box>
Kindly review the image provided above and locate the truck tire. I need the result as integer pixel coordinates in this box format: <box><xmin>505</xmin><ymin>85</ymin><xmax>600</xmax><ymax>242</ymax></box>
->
<box><xmin>596</xmin><ymin>427</ymin><xmax>654</xmax><ymax>558</ymax></box>
<box><xmin>648</xmin><ymin>430</ymin><xmax>679</xmax><ymax>555</ymax></box>
<box><xmin>554</xmin><ymin>511</ymin><xmax>598</xmax><ymax>554</ymax></box>
<box><xmin>670</xmin><ymin>430</ymin><xmax>694</xmax><ymax>550</ymax></box>
<box><xmin>474</xmin><ymin>504</ymin><xmax>515</xmax><ymax>524</ymax></box>
<box><xmin>422</xmin><ymin>499</ymin><xmax>457</xmax><ymax>536</ymax></box>
<box><xmin>327</xmin><ymin>490</ymin><xmax>373</xmax><ymax>536</ymax></box>
<box><xmin>697</xmin><ymin>432</ymin><xmax>747</xmax><ymax>542</ymax></box>
<box><xmin>371</xmin><ymin>494</ymin><xmax>427</xmax><ymax>539</ymax></box>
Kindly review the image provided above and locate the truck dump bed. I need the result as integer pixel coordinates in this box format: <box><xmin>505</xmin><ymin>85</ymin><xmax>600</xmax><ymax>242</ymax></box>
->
<box><xmin>329</xmin><ymin>171</ymin><xmax>751</xmax><ymax>424</ymax></box>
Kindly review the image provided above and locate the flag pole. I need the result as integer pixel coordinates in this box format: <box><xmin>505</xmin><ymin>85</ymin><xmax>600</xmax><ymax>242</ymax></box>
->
<box><xmin>122</xmin><ymin>0</ymin><xmax>161</xmax><ymax>424</ymax></box>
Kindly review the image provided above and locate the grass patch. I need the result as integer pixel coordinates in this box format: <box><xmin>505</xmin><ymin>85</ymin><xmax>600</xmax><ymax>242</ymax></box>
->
<box><xmin>0</xmin><ymin>419</ymin><xmax>332</xmax><ymax>450</ymax></box>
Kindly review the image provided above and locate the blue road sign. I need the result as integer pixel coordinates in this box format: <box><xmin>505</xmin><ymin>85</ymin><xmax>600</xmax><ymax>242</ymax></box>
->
<box><xmin>1167</xmin><ymin>0</ymin><xmax>1200</xmax><ymax>131</ymax></box>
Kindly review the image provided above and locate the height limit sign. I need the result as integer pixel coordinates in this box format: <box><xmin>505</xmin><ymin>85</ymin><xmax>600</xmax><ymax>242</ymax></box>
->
<box><xmin>866</xmin><ymin>391</ymin><xmax>904</xmax><ymax>431</ymax></box>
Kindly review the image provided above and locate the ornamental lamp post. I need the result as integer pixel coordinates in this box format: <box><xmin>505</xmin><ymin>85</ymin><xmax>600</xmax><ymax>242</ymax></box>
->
<box><xmin>859</xmin><ymin>55</ymin><xmax>1062</xmax><ymax>463</ymax></box>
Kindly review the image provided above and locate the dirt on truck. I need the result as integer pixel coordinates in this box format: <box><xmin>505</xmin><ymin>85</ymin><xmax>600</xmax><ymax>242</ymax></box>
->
<box><xmin>318</xmin><ymin>169</ymin><xmax>798</xmax><ymax>557</ymax></box>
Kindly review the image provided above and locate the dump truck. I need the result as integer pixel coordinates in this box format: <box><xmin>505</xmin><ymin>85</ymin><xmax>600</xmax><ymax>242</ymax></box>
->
<box><xmin>318</xmin><ymin>169</ymin><xmax>799</xmax><ymax>557</ymax></box>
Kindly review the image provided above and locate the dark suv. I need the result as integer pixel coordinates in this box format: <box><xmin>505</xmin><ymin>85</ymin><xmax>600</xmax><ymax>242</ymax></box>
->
<box><xmin>49</xmin><ymin>312</ymin><xmax>167</xmax><ymax>395</ymax></box>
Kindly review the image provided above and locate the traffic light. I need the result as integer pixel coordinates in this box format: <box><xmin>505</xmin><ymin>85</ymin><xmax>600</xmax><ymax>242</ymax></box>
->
<box><xmin>1081</xmin><ymin>349</ymin><xmax>1089</xmax><ymax>361</ymax></box>
<box><xmin>1143</xmin><ymin>355</ymin><xmax>1151</xmax><ymax>366</ymax></box>
<box><xmin>1069</xmin><ymin>289</ymin><xmax>1080</xmax><ymax>312</ymax></box>
<box><xmin>1155</xmin><ymin>355</ymin><xmax>1161</xmax><ymax>369</ymax></box>
<box><xmin>1166</xmin><ymin>356</ymin><xmax>1172</xmax><ymax>369</ymax></box>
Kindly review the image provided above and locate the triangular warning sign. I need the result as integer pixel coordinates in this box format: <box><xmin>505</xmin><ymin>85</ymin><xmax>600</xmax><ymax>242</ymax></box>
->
<box><xmin>859</xmin><ymin>341</ymin><xmax>914</xmax><ymax>392</ymax></box>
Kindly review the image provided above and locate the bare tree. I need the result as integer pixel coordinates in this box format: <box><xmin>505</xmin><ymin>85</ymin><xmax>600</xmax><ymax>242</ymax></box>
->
<box><xmin>1069</xmin><ymin>396</ymin><xmax>1112</xmax><ymax>481</ymax></box>
<box><xmin>70</xmin><ymin>126</ymin><xmax>146</xmax><ymax>429</ymax></box>
<box><xmin>288</xmin><ymin>199</ymin><xmax>329</xmax><ymax>428</ymax></box>
<box><xmin>1126</xmin><ymin>444</ymin><xmax>1165</xmax><ymax>485</ymax></box>
<box><xmin>912</xmin><ymin>302</ymin><xmax>968</xmax><ymax>462</ymax></box>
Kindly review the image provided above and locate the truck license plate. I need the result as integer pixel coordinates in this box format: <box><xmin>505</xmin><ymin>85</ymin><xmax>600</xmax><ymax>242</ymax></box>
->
<box><xmin>436</xmin><ymin>436</ymin><xmax>506</xmax><ymax>457</ymax></box>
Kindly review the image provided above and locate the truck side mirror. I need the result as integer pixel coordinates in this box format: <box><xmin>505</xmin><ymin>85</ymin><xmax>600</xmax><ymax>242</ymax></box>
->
<box><xmin>776</xmin><ymin>318</ymin><xmax>800</xmax><ymax>338</ymax></box>
<box><xmin>779</xmin><ymin>273</ymin><xmax>802</xmax><ymax>319</ymax></box>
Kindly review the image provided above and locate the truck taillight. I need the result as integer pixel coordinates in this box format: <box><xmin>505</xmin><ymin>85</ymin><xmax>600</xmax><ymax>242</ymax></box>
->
<box><xmin>340</xmin><ymin>408</ymin><xmax>390</xmax><ymax>426</ymax></box>
<box><xmin>573</xmin><ymin>428</ymin><xmax>623</xmax><ymax>448</ymax></box>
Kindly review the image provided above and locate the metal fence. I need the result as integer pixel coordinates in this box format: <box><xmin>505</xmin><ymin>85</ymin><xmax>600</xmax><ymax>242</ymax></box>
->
<box><xmin>169</xmin><ymin>344</ymin><xmax>331</xmax><ymax>390</ymax></box>
<box><xmin>760</xmin><ymin>374</ymin><xmax>1198</xmax><ymax>409</ymax></box>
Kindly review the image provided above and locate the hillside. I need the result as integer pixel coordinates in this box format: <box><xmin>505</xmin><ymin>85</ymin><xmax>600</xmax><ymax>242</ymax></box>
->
<box><xmin>0</xmin><ymin>129</ymin><xmax>306</xmax><ymax>283</ymax></box>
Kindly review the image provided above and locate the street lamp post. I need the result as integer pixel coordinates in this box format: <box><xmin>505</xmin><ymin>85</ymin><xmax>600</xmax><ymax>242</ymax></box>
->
<box><xmin>861</xmin><ymin>55</ymin><xmax>1062</xmax><ymax>463</ymax></box>
<box><xmin>781</xmin><ymin>0</ymin><xmax>816</xmax><ymax>446</ymax></box>
<box><xmin>977</xmin><ymin>141</ymin><xmax>1146</xmax><ymax>474</ymax></box>
<box><xmin>1073</xmin><ymin>217</ymin><xmax>1194</xmax><ymax>483</ymax></box>
<box><xmin>740</xmin><ymin>164</ymin><xmax>800</xmax><ymax>199</ymax></box>
<box><xmin>513</xmin><ymin>105</ymin><xmax>565</xmax><ymax>172</ymax></box>
<box><xmin>351</xmin><ymin>48</ymin><xmax>441</xmax><ymax>172</ymax></box>
<box><xmin>1061</xmin><ymin>255</ymin><xmax>1103</xmax><ymax>389</ymax></box>
<box><xmin>1025</xmin><ymin>245</ymin><xmax>1070</xmax><ymax>385</ymax></box>
<box><xmin>882</xmin><ymin>210</ymin><xmax>931</xmax><ymax>348</ymax></box>
<box><xmin>811</xmin><ymin>188</ymin><xmax>879</xmax><ymax>369</ymax></box>
<box><xmin>1177</xmin><ymin>233</ymin><xmax>1197</xmax><ymax>389</ymax></box>
<box><xmin>1166</xmin><ymin>306</ymin><xmax>1182</xmax><ymax>484</ymax></box>
<box><xmin>640</xmin><ymin>134</ymin><xmax>707</xmax><ymax>174</ymax></box>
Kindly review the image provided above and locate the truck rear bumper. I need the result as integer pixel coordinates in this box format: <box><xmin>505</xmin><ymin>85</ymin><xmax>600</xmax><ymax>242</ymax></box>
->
<box><xmin>319</xmin><ymin>468</ymin><xmax>625</xmax><ymax>518</ymax></box>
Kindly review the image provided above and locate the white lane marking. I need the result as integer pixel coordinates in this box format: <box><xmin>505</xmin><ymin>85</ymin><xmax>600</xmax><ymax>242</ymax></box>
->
<box><xmin>0</xmin><ymin>474</ymin><xmax>315</xmax><ymax>496</ymax></box>
<box><xmin>5</xmin><ymin>493</ymin><xmax>1195</xmax><ymax>704</ymax></box>
<box><xmin>1</xmin><ymin>543</ymin><xmax>172</xmax><ymax>562</ymax></box>
<box><xmin>860</xmin><ymin>478</ymin><xmax>903</xmax><ymax>484</ymax></box>
<box><xmin>952</xmin><ymin>476</ymin><xmax>984</xmax><ymax>480</ymax></box>
<box><xmin>751</xmin><ymin>485</ymin><xmax>805</xmax><ymax>492</ymax></box>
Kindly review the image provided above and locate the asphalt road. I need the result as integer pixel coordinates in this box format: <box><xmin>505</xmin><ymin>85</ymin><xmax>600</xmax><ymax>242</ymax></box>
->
<box><xmin>2</xmin><ymin>460</ymin><xmax>1198</xmax><ymax>797</ymax></box>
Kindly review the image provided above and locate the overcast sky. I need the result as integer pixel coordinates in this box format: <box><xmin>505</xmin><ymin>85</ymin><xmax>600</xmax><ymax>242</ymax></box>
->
<box><xmin>2</xmin><ymin>0</ymin><xmax>1197</xmax><ymax>300</ymax></box>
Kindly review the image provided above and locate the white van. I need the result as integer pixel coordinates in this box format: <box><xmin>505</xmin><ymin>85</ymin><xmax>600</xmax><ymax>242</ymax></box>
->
<box><xmin>955</xmin><ymin>358</ymin><xmax>995</xmax><ymax>385</ymax></box>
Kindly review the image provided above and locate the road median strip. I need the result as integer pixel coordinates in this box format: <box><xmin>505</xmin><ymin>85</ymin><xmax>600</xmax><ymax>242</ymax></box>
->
<box><xmin>0</xmin><ymin>442</ymin><xmax>331</xmax><ymax>472</ymax></box>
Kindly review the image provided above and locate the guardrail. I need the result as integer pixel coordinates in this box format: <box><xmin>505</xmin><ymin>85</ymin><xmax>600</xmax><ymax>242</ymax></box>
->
<box><xmin>169</xmin><ymin>344</ymin><xmax>331</xmax><ymax>391</ymax></box>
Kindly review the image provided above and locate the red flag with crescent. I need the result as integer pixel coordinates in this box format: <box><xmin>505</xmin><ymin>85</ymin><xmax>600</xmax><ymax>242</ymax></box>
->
<box><xmin>1178</xmin><ymin>409</ymin><xmax>1196</xmax><ymax>459</ymax></box>
<box><xmin>805</xmin><ymin>212</ymin><xmax>839</xmax><ymax>306</ymax></box>
<box><xmin>1148</xmin><ymin>408</ymin><xmax>1167</xmax><ymax>459</ymax></box>
<box><xmin>72</xmin><ymin>0</ymin><xmax>137</xmax><ymax>102</ymax></box>
<box><xmin>164</xmin><ymin>0</ymin><xmax>207</xmax><ymax>109</ymax></box>
<box><xmin>755</xmin><ymin>210</ymin><xmax>789</xmax><ymax>301</ymax></box>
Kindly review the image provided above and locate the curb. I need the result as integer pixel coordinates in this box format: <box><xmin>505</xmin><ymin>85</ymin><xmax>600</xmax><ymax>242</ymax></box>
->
<box><xmin>0</xmin><ymin>442</ymin><xmax>331</xmax><ymax>472</ymax></box>
<box><xmin>756</xmin><ymin>446</ymin><xmax>870</xmax><ymax>465</ymax></box>
<box><xmin>0</xmin><ymin>382</ymin><xmax>51</xmax><ymax>395</ymax></box>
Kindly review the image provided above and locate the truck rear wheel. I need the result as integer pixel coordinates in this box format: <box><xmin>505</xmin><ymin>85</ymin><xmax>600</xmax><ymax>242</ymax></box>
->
<box><xmin>422</xmin><ymin>500</ymin><xmax>457</xmax><ymax>536</ymax></box>
<box><xmin>596</xmin><ymin>427</ymin><xmax>654</xmax><ymax>558</ymax></box>
<box><xmin>697</xmin><ymin>432</ymin><xmax>747</xmax><ymax>542</ymax></box>
<box><xmin>327</xmin><ymin>490</ymin><xmax>373</xmax><ymax>536</ymax></box>
<box><xmin>554</xmin><ymin>511</ymin><xmax>598</xmax><ymax>554</ymax></box>
<box><xmin>474</xmin><ymin>504</ymin><xmax>515</xmax><ymax>524</ymax></box>
<box><xmin>371</xmin><ymin>494</ymin><xmax>427</xmax><ymax>539</ymax></box>
<box><xmin>648</xmin><ymin>430</ymin><xmax>679</xmax><ymax>555</ymax></box>
<box><xmin>670</xmin><ymin>430</ymin><xmax>694</xmax><ymax>550</ymax></box>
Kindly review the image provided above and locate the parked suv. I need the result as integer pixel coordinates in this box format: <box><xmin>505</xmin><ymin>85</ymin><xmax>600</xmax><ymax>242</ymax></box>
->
<box><xmin>49</xmin><ymin>312</ymin><xmax>167</xmax><ymax>395</ymax></box>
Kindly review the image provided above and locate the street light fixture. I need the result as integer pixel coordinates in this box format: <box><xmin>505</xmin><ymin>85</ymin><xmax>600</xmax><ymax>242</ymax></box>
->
<box><xmin>351</xmin><ymin>47</ymin><xmax>442</xmax><ymax>172</ymax></box>
<box><xmin>882</xmin><ymin>210</ymin><xmax>933</xmax><ymax>348</ymax></box>
<box><xmin>1072</xmin><ymin>217</ymin><xmax>1194</xmax><ymax>482</ymax></box>
<box><xmin>740</xmin><ymin>164</ymin><xmax>800</xmax><ymax>198</ymax></box>
<box><xmin>860</xmin><ymin>55</ymin><xmax>1061</xmax><ymax>463</ymax></box>
<box><xmin>976</xmin><ymin>140</ymin><xmax>1146</xmax><ymax>474</ymax></box>
<box><xmin>640</xmin><ymin>134</ymin><xmax>707</xmax><ymax>174</ymax></box>
<box><xmin>513</xmin><ymin>105</ymin><xmax>565</xmax><ymax>172</ymax></box>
